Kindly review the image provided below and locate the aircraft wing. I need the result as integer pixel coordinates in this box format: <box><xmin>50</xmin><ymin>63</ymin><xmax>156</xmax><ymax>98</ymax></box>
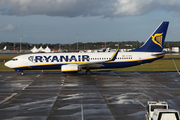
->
<box><xmin>78</xmin><ymin>61</ymin><xmax>106</xmax><ymax>68</ymax></box>
<box><xmin>151</xmin><ymin>51</ymin><xmax>167</xmax><ymax>56</ymax></box>
<box><xmin>78</xmin><ymin>49</ymin><xmax>119</xmax><ymax>68</ymax></box>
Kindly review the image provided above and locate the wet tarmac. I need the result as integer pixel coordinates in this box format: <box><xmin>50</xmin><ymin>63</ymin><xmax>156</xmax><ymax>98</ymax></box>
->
<box><xmin>0</xmin><ymin>71</ymin><xmax>180</xmax><ymax>120</ymax></box>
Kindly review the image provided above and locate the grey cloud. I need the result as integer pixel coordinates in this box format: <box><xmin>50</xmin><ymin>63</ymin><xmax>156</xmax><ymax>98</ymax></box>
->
<box><xmin>0</xmin><ymin>24</ymin><xmax>16</xmax><ymax>32</ymax></box>
<box><xmin>1</xmin><ymin>0</ymin><xmax>180</xmax><ymax>17</ymax></box>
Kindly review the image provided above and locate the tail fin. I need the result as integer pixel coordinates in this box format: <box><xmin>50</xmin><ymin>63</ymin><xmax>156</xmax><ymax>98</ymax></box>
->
<box><xmin>130</xmin><ymin>21</ymin><xmax>169</xmax><ymax>52</ymax></box>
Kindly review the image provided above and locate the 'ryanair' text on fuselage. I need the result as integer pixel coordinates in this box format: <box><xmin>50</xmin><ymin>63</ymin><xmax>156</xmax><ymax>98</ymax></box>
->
<box><xmin>28</xmin><ymin>55</ymin><xmax>90</xmax><ymax>63</ymax></box>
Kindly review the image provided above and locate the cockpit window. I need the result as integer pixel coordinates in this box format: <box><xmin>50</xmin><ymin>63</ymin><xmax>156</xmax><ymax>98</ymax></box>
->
<box><xmin>12</xmin><ymin>58</ymin><xmax>18</xmax><ymax>61</ymax></box>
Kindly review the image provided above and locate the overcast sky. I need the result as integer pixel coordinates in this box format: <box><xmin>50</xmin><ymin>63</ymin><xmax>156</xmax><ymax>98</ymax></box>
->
<box><xmin>0</xmin><ymin>0</ymin><xmax>180</xmax><ymax>44</ymax></box>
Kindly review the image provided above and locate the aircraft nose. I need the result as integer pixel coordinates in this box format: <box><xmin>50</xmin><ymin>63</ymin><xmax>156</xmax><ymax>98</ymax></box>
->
<box><xmin>4</xmin><ymin>61</ymin><xmax>12</xmax><ymax>68</ymax></box>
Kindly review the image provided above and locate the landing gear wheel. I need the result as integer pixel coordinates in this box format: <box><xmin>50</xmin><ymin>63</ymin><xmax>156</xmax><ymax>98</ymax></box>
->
<box><xmin>21</xmin><ymin>72</ymin><xmax>24</xmax><ymax>75</ymax></box>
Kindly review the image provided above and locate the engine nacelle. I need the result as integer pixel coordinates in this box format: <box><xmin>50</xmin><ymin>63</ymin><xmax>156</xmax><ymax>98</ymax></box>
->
<box><xmin>61</xmin><ymin>64</ymin><xmax>79</xmax><ymax>73</ymax></box>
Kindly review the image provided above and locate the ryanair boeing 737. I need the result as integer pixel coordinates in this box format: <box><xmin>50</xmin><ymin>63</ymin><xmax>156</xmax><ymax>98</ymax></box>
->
<box><xmin>5</xmin><ymin>22</ymin><xmax>169</xmax><ymax>75</ymax></box>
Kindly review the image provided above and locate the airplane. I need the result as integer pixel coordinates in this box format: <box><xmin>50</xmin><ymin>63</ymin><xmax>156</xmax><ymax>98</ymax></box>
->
<box><xmin>3</xmin><ymin>46</ymin><xmax>7</xmax><ymax>51</ymax></box>
<box><xmin>5</xmin><ymin>21</ymin><xmax>169</xmax><ymax>75</ymax></box>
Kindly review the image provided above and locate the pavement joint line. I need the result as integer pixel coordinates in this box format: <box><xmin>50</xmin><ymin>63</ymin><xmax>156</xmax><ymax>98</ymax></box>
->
<box><xmin>172</xmin><ymin>59</ymin><xmax>180</xmax><ymax>74</ymax></box>
<box><xmin>22</xmin><ymin>82</ymin><xmax>32</xmax><ymax>90</ymax></box>
<box><xmin>81</xmin><ymin>100</ymin><xmax>84</xmax><ymax>120</ymax></box>
<box><xmin>135</xmin><ymin>99</ymin><xmax>146</xmax><ymax>108</ymax></box>
<box><xmin>114</xmin><ymin>72</ymin><xmax>120</xmax><ymax>78</ymax></box>
<box><xmin>93</xmin><ymin>75</ymin><xmax>116</xmax><ymax>120</ymax></box>
<box><xmin>36</xmin><ymin>74</ymin><xmax>41</xmax><ymax>78</ymax></box>
<box><xmin>91</xmin><ymin>74</ymin><xmax>93</xmax><ymax>78</ymax></box>
<box><xmin>0</xmin><ymin>93</ymin><xmax>17</xmax><ymax>105</ymax></box>
<box><xmin>46</xmin><ymin>79</ymin><xmax>65</xmax><ymax>120</ymax></box>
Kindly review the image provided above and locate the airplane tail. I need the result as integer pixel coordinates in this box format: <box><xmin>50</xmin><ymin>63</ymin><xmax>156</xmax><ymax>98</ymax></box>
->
<box><xmin>3</xmin><ymin>46</ymin><xmax>7</xmax><ymax>51</ymax></box>
<box><xmin>130</xmin><ymin>21</ymin><xmax>169</xmax><ymax>52</ymax></box>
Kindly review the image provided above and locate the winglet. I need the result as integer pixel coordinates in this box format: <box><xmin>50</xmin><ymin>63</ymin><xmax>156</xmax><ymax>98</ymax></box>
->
<box><xmin>108</xmin><ymin>49</ymin><xmax>119</xmax><ymax>61</ymax></box>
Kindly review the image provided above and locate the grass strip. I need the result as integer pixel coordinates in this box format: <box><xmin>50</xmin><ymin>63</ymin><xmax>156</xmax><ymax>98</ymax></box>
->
<box><xmin>0</xmin><ymin>55</ymin><xmax>16</xmax><ymax>59</ymax></box>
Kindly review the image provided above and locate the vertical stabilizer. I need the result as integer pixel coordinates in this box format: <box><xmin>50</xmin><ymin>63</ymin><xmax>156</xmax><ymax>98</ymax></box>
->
<box><xmin>3</xmin><ymin>46</ymin><xmax>7</xmax><ymax>50</ymax></box>
<box><xmin>130</xmin><ymin>21</ymin><xmax>169</xmax><ymax>52</ymax></box>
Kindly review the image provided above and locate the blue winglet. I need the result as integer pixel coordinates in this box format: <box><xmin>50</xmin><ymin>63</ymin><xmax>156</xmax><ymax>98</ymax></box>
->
<box><xmin>108</xmin><ymin>49</ymin><xmax>119</xmax><ymax>61</ymax></box>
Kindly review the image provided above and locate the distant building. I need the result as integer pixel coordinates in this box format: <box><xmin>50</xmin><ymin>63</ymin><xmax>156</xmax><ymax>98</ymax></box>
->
<box><xmin>44</xmin><ymin>46</ymin><xmax>51</xmax><ymax>53</ymax></box>
<box><xmin>31</xmin><ymin>46</ymin><xmax>51</xmax><ymax>53</ymax></box>
<box><xmin>163</xmin><ymin>48</ymin><xmax>170</xmax><ymax>52</ymax></box>
<box><xmin>125</xmin><ymin>44</ymin><xmax>132</xmax><ymax>47</ymax></box>
<box><xmin>119</xmin><ymin>49</ymin><xmax>127</xmax><ymax>52</ymax></box>
<box><xmin>30</xmin><ymin>46</ymin><xmax>38</xmax><ymax>53</ymax></box>
<box><xmin>38</xmin><ymin>46</ymin><xmax>44</xmax><ymax>52</ymax></box>
<box><xmin>172</xmin><ymin>47</ymin><xmax>179</xmax><ymax>52</ymax></box>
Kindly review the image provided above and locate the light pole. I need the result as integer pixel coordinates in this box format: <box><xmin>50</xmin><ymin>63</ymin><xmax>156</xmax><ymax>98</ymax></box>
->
<box><xmin>19</xmin><ymin>35</ymin><xmax>23</xmax><ymax>53</ymax></box>
<box><xmin>14</xmin><ymin>44</ymin><xmax>16</xmax><ymax>53</ymax></box>
<box><xmin>59</xmin><ymin>44</ymin><xmax>61</xmax><ymax>52</ymax></box>
<box><xmin>118</xmin><ymin>34</ymin><xmax>120</xmax><ymax>49</ymax></box>
<box><xmin>84</xmin><ymin>43</ymin><xmax>85</xmax><ymax>50</ymax></box>
<box><xmin>77</xmin><ymin>33</ymin><xmax>78</xmax><ymax>51</ymax></box>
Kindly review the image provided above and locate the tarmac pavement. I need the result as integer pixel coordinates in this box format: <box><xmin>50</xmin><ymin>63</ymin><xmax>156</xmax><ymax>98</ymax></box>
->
<box><xmin>0</xmin><ymin>71</ymin><xmax>180</xmax><ymax>120</ymax></box>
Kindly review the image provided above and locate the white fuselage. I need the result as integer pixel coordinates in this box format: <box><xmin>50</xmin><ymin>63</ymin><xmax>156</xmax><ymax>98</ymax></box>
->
<box><xmin>5</xmin><ymin>51</ymin><xmax>164</xmax><ymax>72</ymax></box>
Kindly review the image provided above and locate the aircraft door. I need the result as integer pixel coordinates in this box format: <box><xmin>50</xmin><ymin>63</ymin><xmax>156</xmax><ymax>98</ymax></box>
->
<box><xmin>138</xmin><ymin>54</ymin><xmax>142</xmax><ymax>63</ymax></box>
<box><xmin>26</xmin><ymin>56</ymin><xmax>34</xmax><ymax>69</ymax></box>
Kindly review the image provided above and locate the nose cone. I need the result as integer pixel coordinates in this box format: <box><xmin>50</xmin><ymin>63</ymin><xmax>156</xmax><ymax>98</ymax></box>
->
<box><xmin>4</xmin><ymin>61</ymin><xmax>12</xmax><ymax>68</ymax></box>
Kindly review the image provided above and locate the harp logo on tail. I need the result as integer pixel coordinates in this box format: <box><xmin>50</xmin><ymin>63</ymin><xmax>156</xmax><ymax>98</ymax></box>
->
<box><xmin>152</xmin><ymin>33</ymin><xmax>163</xmax><ymax>48</ymax></box>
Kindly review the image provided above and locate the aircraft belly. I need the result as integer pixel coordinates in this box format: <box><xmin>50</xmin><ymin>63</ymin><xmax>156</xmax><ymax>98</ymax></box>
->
<box><xmin>102</xmin><ymin>58</ymin><xmax>159</xmax><ymax>69</ymax></box>
<box><xmin>15</xmin><ymin>64</ymin><xmax>63</xmax><ymax>70</ymax></box>
<box><xmin>103</xmin><ymin>61</ymin><xmax>139</xmax><ymax>68</ymax></box>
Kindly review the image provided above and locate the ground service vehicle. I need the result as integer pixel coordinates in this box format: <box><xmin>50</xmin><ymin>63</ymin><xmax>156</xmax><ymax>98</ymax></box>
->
<box><xmin>145</xmin><ymin>100</ymin><xmax>180</xmax><ymax>120</ymax></box>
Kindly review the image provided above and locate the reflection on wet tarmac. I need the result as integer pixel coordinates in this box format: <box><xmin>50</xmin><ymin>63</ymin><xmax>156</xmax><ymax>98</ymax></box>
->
<box><xmin>0</xmin><ymin>72</ymin><xmax>180</xmax><ymax>120</ymax></box>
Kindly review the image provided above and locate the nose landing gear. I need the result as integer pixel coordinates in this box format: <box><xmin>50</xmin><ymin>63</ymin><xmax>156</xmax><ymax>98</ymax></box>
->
<box><xmin>15</xmin><ymin>69</ymin><xmax>24</xmax><ymax>75</ymax></box>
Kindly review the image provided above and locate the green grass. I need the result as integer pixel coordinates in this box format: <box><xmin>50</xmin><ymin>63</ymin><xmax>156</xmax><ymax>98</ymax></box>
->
<box><xmin>0</xmin><ymin>62</ymin><xmax>14</xmax><ymax>72</ymax></box>
<box><xmin>1</xmin><ymin>59</ymin><xmax>180</xmax><ymax>72</ymax></box>
<box><xmin>164</xmin><ymin>55</ymin><xmax>180</xmax><ymax>58</ymax></box>
<box><xmin>110</xmin><ymin>59</ymin><xmax>180</xmax><ymax>72</ymax></box>
<box><xmin>0</xmin><ymin>55</ymin><xmax>16</xmax><ymax>59</ymax></box>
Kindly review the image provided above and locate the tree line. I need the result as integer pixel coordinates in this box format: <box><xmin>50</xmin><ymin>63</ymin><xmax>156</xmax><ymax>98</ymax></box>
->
<box><xmin>0</xmin><ymin>41</ymin><xmax>180</xmax><ymax>51</ymax></box>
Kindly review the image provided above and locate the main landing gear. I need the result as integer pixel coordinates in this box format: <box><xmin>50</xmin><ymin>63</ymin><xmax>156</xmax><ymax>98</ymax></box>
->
<box><xmin>21</xmin><ymin>72</ymin><xmax>24</xmax><ymax>75</ymax></box>
<box><xmin>19</xmin><ymin>70</ymin><xmax>24</xmax><ymax>75</ymax></box>
<box><xmin>86</xmin><ymin>69</ymin><xmax>91</xmax><ymax>75</ymax></box>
